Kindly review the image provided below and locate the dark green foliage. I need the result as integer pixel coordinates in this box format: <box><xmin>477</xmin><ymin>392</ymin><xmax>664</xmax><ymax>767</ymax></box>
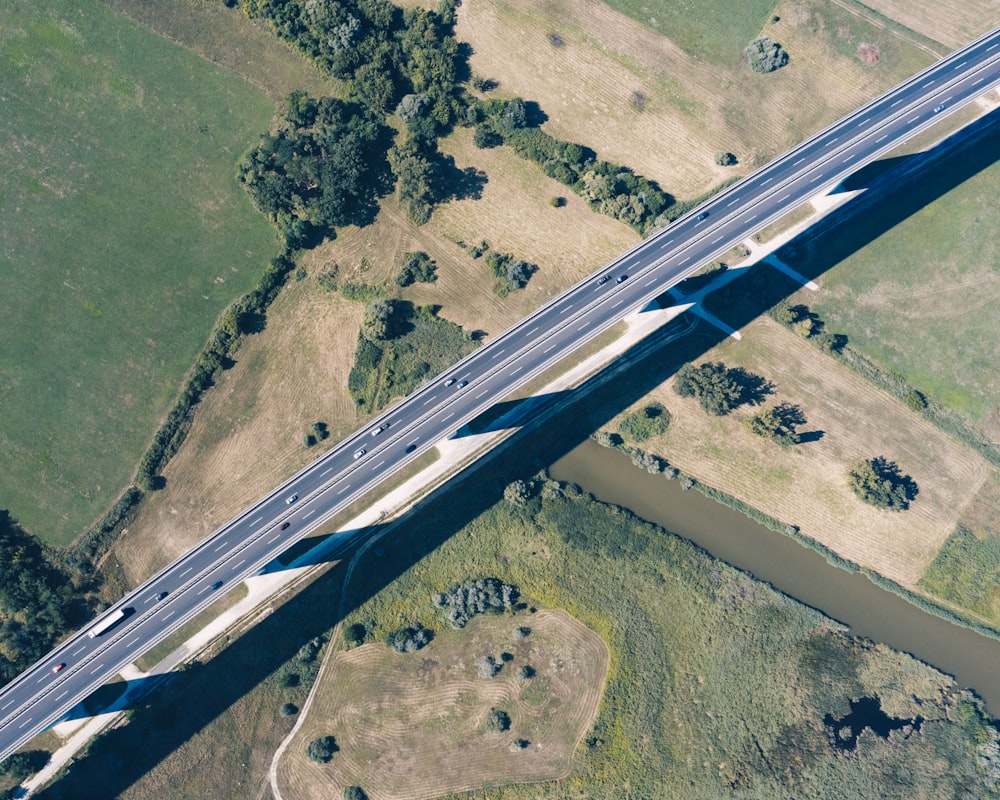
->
<box><xmin>674</xmin><ymin>361</ymin><xmax>770</xmax><ymax>416</ymax></box>
<box><xmin>0</xmin><ymin>513</ymin><xmax>82</xmax><ymax>685</ymax></box>
<box><xmin>306</xmin><ymin>735</ymin><xmax>339</xmax><ymax>764</ymax></box>
<box><xmin>387</xmin><ymin>138</ymin><xmax>436</xmax><ymax>225</ymax></box>
<box><xmin>484</xmin><ymin>250</ymin><xmax>538</xmax><ymax>296</ymax></box>
<box><xmin>432</xmin><ymin>577</ymin><xmax>519</xmax><ymax>628</ymax></box>
<box><xmin>360</xmin><ymin>299</ymin><xmax>404</xmax><ymax>342</ymax></box>
<box><xmin>348</xmin><ymin>305</ymin><xmax>477</xmax><ymax>412</ymax></box>
<box><xmin>517</xmin><ymin>664</ymin><xmax>536</xmax><ymax>679</ymax></box>
<box><xmin>0</xmin><ymin>750</ymin><xmax>49</xmax><ymax>782</ymax></box>
<box><xmin>594</xmin><ymin>430</ymin><xmax>623</xmax><ymax>449</ymax></box>
<box><xmin>847</xmin><ymin>457</ymin><xmax>919</xmax><ymax>511</ymax></box>
<box><xmin>344</xmin><ymin>622</ymin><xmax>367</xmax><ymax>646</ymax></box>
<box><xmin>503</xmin><ymin>479</ymin><xmax>536</xmax><ymax>507</ymax></box>
<box><xmin>280</xmin><ymin>703</ymin><xmax>298</xmax><ymax>717</ymax></box>
<box><xmin>385</xmin><ymin>625</ymin><xmax>432</xmax><ymax>653</ymax></box>
<box><xmin>905</xmin><ymin>389</ymin><xmax>928</xmax><ymax>410</ymax></box>
<box><xmin>714</xmin><ymin>150</ymin><xmax>737</xmax><ymax>166</ymax></box>
<box><xmin>395</xmin><ymin>251</ymin><xmax>437</xmax><ymax>286</ymax></box>
<box><xmin>344</xmin><ymin>788</ymin><xmax>368</xmax><ymax>800</ymax></box>
<box><xmin>618</xmin><ymin>403</ymin><xmax>670</xmax><ymax>442</ymax></box>
<box><xmin>485</xmin><ymin>708</ymin><xmax>511</xmax><ymax>732</ymax></box>
<box><xmin>745</xmin><ymin>37</ymin><xmax>789</xmax><ymax>73</ymax></box>
<box><xmin>238</xmin><ymin>96</ymin><xmax>383</xmax><ymax>236</ymax></box>
<box><xmin>744</xmin><ymin>402</ymin><xmax>805</xmax><ymax>447</ymax></box>
<box><xmin>474</xmin><ymin>98</ymin><xmax>678</xmax><ymax>234</ymax></box>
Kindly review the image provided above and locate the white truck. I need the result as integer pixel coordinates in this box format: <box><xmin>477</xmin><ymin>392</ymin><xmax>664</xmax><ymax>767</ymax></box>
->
<box><xmin>87</xmin><ymin>608</ymin><xmax>126</xmax><ymax>638</ymax></box>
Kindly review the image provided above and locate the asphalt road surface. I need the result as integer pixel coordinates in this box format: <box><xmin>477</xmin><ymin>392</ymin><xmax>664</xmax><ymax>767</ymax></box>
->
<box><xmin>2</xmin><ymin>26</ymin><xmax>1000</xmax><ymax>764</ymax></box>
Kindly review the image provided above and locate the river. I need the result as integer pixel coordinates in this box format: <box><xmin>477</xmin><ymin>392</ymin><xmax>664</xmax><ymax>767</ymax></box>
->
<box><xmin>550</xmin><ymin>438</ymin><xmax>1000</xmax><ymax>714</ymax></box>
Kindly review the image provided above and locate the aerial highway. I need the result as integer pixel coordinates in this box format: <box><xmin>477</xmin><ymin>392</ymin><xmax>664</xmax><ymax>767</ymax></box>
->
<box><xmin>2</xmin><ymin>26</ymin><xmax>1000</xmax><ymax>764</ymax></box>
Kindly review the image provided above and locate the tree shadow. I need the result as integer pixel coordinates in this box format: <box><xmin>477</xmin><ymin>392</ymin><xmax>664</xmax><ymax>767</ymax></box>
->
<box><xmin>797</xmin><ymin>430</ymin><xmax>826</xmax><ymax>444</ymax></box>
<box><xmin>437</xmin><ymin>154</ymin><xmax>489</xmax><ymax>202</ymax></box>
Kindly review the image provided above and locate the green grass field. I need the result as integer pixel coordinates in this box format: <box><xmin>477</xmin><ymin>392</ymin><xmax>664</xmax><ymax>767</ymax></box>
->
<box><xmin>0</xmin><ymin>0</ymin><xmax>279</xmax><ymax>544</ymax></box>
<box><xmin>784</xmin><ymin>131</ymin><xmax>1000</xmax><ymax>424</ymax></box>
<box><xmin>601</xmin><ymin>0</ymin><xmax>778</xmax><ymax>62</ymax></box>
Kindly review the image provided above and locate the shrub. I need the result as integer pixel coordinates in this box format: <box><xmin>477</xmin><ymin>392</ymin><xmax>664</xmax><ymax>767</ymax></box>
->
<box><xmin>432</xmin><ymin>577</ymin><xmax>519</xmax><ymax>628</ymax></box>
<box><xmin>518</xmin><ymin>664</ymin><xmax>536</xmax><ymax>679</ymax></box>
<box><xmin>550</xmin><ymin>196</ymin><xmax>566</xmax><ymax>207</ymax></box>
<box><xmin>847</xmin><ymin>457</ymin><xmax>918</xmax><ymax>511</ymax></box>
<box><xmin>306</xmin><ymin>736</ymin><xmax>339</xmax><ymax>763</ymax></box>
<box><xmin>386</xmin><ymin>625</ymin><xmax>433</xmax><ymax>653</ymax></box>
<box><xmin>504</xmin><ymin>479</ymin><xmax>535</xmax><ymax>507</ymax></box>
<box><xmin>618</xmin><ymin>402</ymin><xmax>671</xmax><ymax>442</ymax></box>
<box><xmin>344</xmin><ymin>788</ymin><xmax>368</xmax><ymax>800</ymax></box>
<box><xmin>477</xmin><ymin>655</ymin><xmax>502</xmax><ymax>678</ymax></box>
<box><xmin>513</xmin><ymin>625</ymin><xmax>531</xmax><ymax>639</ymax></box>
<box><xmin>594</xmin><ymin>430</ymin><xmax>623</xmax><ymax>448</ymax></box>
<box><xmin>714</xmin><ymin>151</ymin><xmax>737</xmax><ymax>166</ymax></box>
<box><xmin>344</xmin><ymin>622</ymin><xmax>367</xmax><ymax>646</ymax></box>
<box><xmin>396</xmin><ymin>251</ymin><xmax>437</xmax><ymax>286</ymax></box>
<box><xmin>745</xmin><ymin>37</ymin><xmax>789</xmax><ymax>73</ymax></box>
<box><xmin>0</xmin><ymin>750</ymin><xmax>49</xmax><ymax>781</ymax></box>
<box><xmin>485</xmin><ymin>708</ymin><xmax>511</xmax><ymax>732</ymax></box>
<box><xmin>280</xmin><ymin>703</ymin><xmax>298</xmax><ymax>717</ymax></box>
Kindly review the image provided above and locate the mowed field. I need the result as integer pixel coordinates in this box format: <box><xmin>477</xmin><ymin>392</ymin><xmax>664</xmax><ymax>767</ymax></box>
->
<box><xmin>858</xmin><ymin>0</ymin><xmax>998</xmax><ymax>50</ymax></box>
<box><xmin>0</xmin><ymin>0</ymin><xmax>278</xmax><ymax>544</ymax></box>
<box><xmin>784</xmin><ymin>133</ymin><xmax>1000</xmax><ymax>428</ymax></box>
<box><xmin>278</xmin><ymin>610</ymin><xmax>608</xmax><ymax>800</ymax></box>
<box><xmin>606</xmin><ymin>315</ymin><xmax>989</xmax><ymax>585</ymax></box>
<box><xmin>456</xmin><ymin>0</ymin><xmax>932</xmax><ymax>197</ymax></box>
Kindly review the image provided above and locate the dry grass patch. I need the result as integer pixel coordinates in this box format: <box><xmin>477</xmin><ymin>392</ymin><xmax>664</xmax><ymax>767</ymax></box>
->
<box><xmin>856</xmin><ymin>0</ymin><xmax>997</xmax><ymax>50</ymax></box>
<box><xmin>621</xmin><ymin>316</ymin><xmax>988</xmax><ymax>585</ymax></box>
<box><xmin>457</xmin><ymin>0</ymin><xmax>931</xmax><ymax>194</ymax></box>
<box><xmin>114</xmin><ymin>280</ymin><xmax>363</xmax><ymax>583</ymax></box>
<box><xmin>277</xmin><ymin>609</ymin><xmax>608</xmax><ymax>800</ymax></box>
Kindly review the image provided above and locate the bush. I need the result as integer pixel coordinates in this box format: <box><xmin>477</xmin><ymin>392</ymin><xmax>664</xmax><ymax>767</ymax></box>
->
<box><xmin>396</xmin><ymin>251</ymin><xmax>437</xmax><ymax>286</ymax></box>
<box><xmin>344</xmin><ymin>622</ymin><xmax>367</xmax><ymax>646</ymax></box>
<box><xmin>306</xmin><ymin>736</ymin><xmax>339</xmax><ymax>764</ymax></box>
<box><xmin>280</xmin><ymin>703</ymin><xmax>298</xmax><ymax>717</ymax></box>
<box><xmin>386</xmin><ymin>625</ymin><xmax>433</xmax><ymax>653</ymax></box>
<box><xmin>504</xmin><ymin>479</ymin><xmax>535</xmax><ymax>507</ymax></box>
<box><xmin>513</xmin><ymin>625</ymin><xmax>531</xmax><ymax>639</ymax></box>
<box><xmin>485</xmin><ymin>708</ymin><xmax>511</xmax><ymax>732</ymax></box>
<box><xmin>0</xmin><ymin>750</ymin><xmax>49</xmax><ymax>781</ymax></box>
<box><xmin>517</xmin><ymin>664</ymin><xmax>536</xmax><ymax>679</ymax></box>
<box><xmin>743</xmin><ymin>403</ymin><xmax>805</xmax><ymax>447</ymax></box>
<box><xmin>477</xmin><ymin>655</ymin><xmax>502</xmax><ymax>678</ymax></box>
<box><xmin>432</xmin><ymin>577</ymin><xmax>519</xmax><ymax>628</ymax></box>
<box><xmin>344</xmin><ymin>788</ymin><xmax>368</xmax><ymax>800</ymax></box>
<box><xmin>745</xmin><ymin>37</ymin><xmax>789</xmax><ymax>73</ymax></box>
<box><xmin>714</xmin><ymin>151</ymin><xmax>737</xmax><ymax>166</ymax></box>
<box><xmin>847</xmin><ymin>457</ymin><xmax>919</xmax><ymax>511</ymax></box>
<box><xmin>618</xmin><ymin>403</ymin><xmax>670</xmax><ymax>442</ymax></box>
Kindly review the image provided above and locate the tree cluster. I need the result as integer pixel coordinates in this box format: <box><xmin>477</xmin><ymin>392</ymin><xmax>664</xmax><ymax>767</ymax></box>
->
<box><xmin>743</xmin><ymin>402</ymin><xmax>805</xmax><ymax>447</ymax></box>
<box><xmin>485</xmin><ymin>250</ymin><xmax>538</xmax><ymax>296</ymax></box>
<box><xmin>473</xmin><ymin>98</ymin><xmax>674</xmax><ymax>234</ymax></box>
<box><xmin>674</xmin><ymin>362</ymin><xmax>770</xmax><ymax>416</ymax></box>
<box><xmin>477</xmin><ymin>655</ymin><xmax>502</xmax><ymax>678</ymax></box>
<box><xmin>385</xmin><ymin>624</ymin><xmax>433</xmax><ymax>653</ymax></box>
<box><xmin>503</xmin><ymin>479</ymin><xmax>537</xmax><ymax>507</ymax></box>
<box><xmin>360</xmin><ymin>298</ymin><xmax>406</xmax><ymax>342</ymax></box>
<box><xmin>0</xmin><ymin>750</ymin><xmax>49</xmax><ymax>783</ymax></box>
<box><xmin>306</xmin><ymin>735</ymin><xmax>339</xmax><ymax>764</ymax></box>
<box><xmin>847</xmin><ymin>457</ymin><xmax>919</xmax><ymax>511</ymax></box>
<box><xmin>432</xmin><ymin>578</ymin><xmax>519</xmax><ymax>628</ymax></box>
<box><xmin>745</xmin><ymin>37</ymin><xmax>789</xmax><ymax>73</ymax></box>
<box><xmin>0</xmin><ymin>512</ymin><xmax>83</xmax><ymax>685</ymax></box>
<box><xmin>395</xmin><ymin>251</ymin><xmax>437</xmax><ymax>286</ymax></box>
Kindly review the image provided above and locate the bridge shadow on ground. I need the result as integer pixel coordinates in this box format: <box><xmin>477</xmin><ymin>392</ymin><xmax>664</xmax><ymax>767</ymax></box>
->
<box><xmin>36</xmin><ymin>107</ymin><xmax>1000</xmax><ymax>800</ymax></box>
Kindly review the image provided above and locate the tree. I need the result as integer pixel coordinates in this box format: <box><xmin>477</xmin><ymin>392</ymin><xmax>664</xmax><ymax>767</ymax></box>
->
<box><xmin>485</xmin><ymin>708</ymin><xmax>511</xmax><ymax>732</ymax></box>
<box><xmin>517</xmin><ymin>664</ymin><xmax>536</xmax><ymax>679</ymax></box>
<box><xmin>396</xmin><ymin>251</ymin><xmax>437</xmax><ymax>286</ymax></box>
<box><xmin>344</xmin><ymin>788</ymin><xmax>369</xmax><ymax>800</ymax></box>
<box><xmin>360</xmin><ymin>299</ymin><xmax>399</xmax><ymax>342</ymax></box>
<box><xmin>306</xmin><ymin>736</ymin><xmax>339</xmax><ymax>763</ymax></box>
<box><xmin>744</xmin><ymin>402</ymin><xmax>804</xmax><ymax>447</ymax></box>
<box><xmin>714</xmin><ymin>151</ymin><xmax>737</xmax><ymax>166</ymax></box>
<box><xmin>618</xmin><ymin>403</ymin><xmax>670</xmax><ymax>442</ymax></box>
<box><xmin>386</xmin><ymin>625</ymin><xmax>432</xmax><ymax>653</ymax></box>
<box><xmin>281</xmin><ymin>703</ymin><xmax>298</xmax><ymax>717</ymax></box>
<box><xmin>674</xmin><ymin>361</ymin><xmax>764</xmax><ymax>416</ymax></box>
<box><xmin>344</xmin><ymin>622</ymin><xmax>367</xmax><ymax>646</ymax></box>
<box><xmin>478</xmin><ymin>655</ymin><xmax>501</xmax><ymax>678</ymax></box>
<box><xmin>847</xmin><ymin>457</ymin><xmax>918</xmax><ymax>511</ymax></box>
<box><xmin>745</xmin><ymin>37</ymin><xmax>789</xmax><ymax>73</ymax></box>
<box><xmin>0</xmin><ymin>750</ymin><xmax>49</xmax><ymax>782</ymax></box>
<box><xmin>395</xmin><ymin>93</ymin><xmax>430</xmax><ymax>121</ymax></box>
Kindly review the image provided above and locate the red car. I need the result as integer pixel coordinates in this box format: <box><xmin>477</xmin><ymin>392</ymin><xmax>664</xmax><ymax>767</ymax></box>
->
<box><xmin>52</xmin><ymin>663</ymin><xmax>65</xmax><ymax>674</ymax></box>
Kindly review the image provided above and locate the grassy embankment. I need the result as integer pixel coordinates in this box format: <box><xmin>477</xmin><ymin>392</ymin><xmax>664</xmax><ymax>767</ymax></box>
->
<box><xmin>274</xmin><ymin>481</ymin><xmax>1000</xmax><ymax>800</ymax></box>
<box><xmin>0</xmin><ymin>0</ymin><xmax>278</xmax><ymax>544</ymax></box>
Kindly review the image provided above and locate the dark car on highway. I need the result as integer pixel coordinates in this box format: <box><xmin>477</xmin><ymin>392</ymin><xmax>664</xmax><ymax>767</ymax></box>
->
<box><xmin>616</xmin><ymin>274</ymin><xmax>628</xmax><ymax>284</ymax></box>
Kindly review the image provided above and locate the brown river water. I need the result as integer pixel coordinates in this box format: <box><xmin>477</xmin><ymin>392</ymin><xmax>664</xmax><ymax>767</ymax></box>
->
<box><xmin>550</xmin><ymin>438</ymin><xmax>1000</xmax><ymax>715</ymax></box>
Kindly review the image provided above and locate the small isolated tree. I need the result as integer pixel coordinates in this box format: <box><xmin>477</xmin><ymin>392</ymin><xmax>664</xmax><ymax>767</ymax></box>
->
<box><xmin>281</xmin><ymin>703</ymin><xmax>298</xmax><ymax>717</ymax></box>
<box><xmin>513</xmin><ymin>625</ymin><xmax>531</xmax><ymax>639</ymax></box>
<box><xmin>477</xmin><ymin>655</ymin><xmax>502</xmax><ymax>678</ymax></box>
<box><xmin>619</xmin><ymin>403</ymin><xmax>671</xmax><ymax>442</ymax></box>
<box><xmin>714</xmin><ymin>151</ymin><xmax>737</xmax><ymax>166</ymax></box>
<box><xmin>517</xmin><ymin>664</ymin><xmax>536</xmax><ymax>679</ymax></box>
<box><xmin>675</xmin><ymin>362</ymin><xmax>769</xmax><ymax>416</ymax></box>
<box><xmin>847</xmin><ymin>457</ymin><xmax>919</xmax><ymax>511</ymax></box>
<box><xmin>485</xmin><ymin>707</ymin><xmax>511</xmax><ymax>732</ymax></box>
<box><xmin>745</xmin><ymin>37</ymin><xmax>789</xmax><ymax>73</ymax></box>
<box><xmin>344</xmin><ymin>788</ymin><xmax>369</xmax><ymax>800</ymax></box>
<box><xmin>744</xmin><ymin>402</ymin><xmax>804</xmax><ymax>447</ymax></box>
<box><xmin>510</xmin><ymin>738</ymin><xmax>530</xmax><ymax>751</ymax></box>
<box><xmin>396</xmin><ymin>251</ymin><xmax>437</xmax><ymax>286</ymax></box>
<box><xmin>344</xmin><ymin>622</ymin><xmax>367</xmax><ymax>646</ymax></box>
<box><xmin>307</xmin><ymin>736</ymin><xmax>339</xmax><ymax>763</ymax></box>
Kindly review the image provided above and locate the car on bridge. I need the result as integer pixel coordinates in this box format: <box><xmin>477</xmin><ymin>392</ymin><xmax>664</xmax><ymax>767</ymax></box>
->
<box><xmin>696</xmin><ymin>212</ymin><xmax>709</xmax><ymax>221</ymax></box>
<box><xmin>280</xmin><ymin>522</ymin><xmax>290</xmax><ymax>530</ymax></box>
<box><xmin>354</xmin><ymin>448</ymin><xmax>366</xmax><ymax>459</ymax></box>
<box><xmin>285</xmin><ymin>494</ymin><xmax>298</xmax><ymax>505</ymax></box>
<box><xmin>52</xmin><ymin>663</ymin><xmax>65</xmax><ymax>674</ymax></box>
<box><xmin>596</xmin><ymin>275</ymin><xmax>610</xmax><ymax>286</ymax></box>
<box><xmin>616</xmin><ymin>274</ymin><xmax>628</xmax><ymax>284</ymax></box>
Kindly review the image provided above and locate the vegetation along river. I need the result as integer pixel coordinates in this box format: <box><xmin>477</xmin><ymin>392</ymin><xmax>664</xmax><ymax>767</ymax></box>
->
<box><xmin>550</xmin><ymin>438</ymin><xmax>1000</xmax><ymax>714</ymax></box>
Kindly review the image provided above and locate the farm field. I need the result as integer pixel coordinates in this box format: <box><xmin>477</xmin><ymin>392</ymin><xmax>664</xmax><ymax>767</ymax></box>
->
<box><xmin>597</xmin><ymin>312</ymin><xmax>989</xmax><ymax>586</ymax></box>
<box><xmin>858</xmin><ymin>0</ymin><xmax>997</xmax><ymax>50</ymax></box>
<box><xmin>0</xmin><ymin>0</ymin><xmax>278</xmax><ymax>544</ymax></box>
<box><xmin>783</xmin><ymin>126</ymin><xmax>1000</xmax><ymax>429</ymax></box>
<box><xmin>456</xmin><ymin>0</ymin><xmax>932</xmax><ymax>197</ymax></box>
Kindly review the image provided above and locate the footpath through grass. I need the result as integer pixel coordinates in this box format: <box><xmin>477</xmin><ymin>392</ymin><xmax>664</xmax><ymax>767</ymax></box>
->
<box><xmin>0</xmin><ymin>0</ymin><xmax>278</xmax><ymax>544</ymax></box>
